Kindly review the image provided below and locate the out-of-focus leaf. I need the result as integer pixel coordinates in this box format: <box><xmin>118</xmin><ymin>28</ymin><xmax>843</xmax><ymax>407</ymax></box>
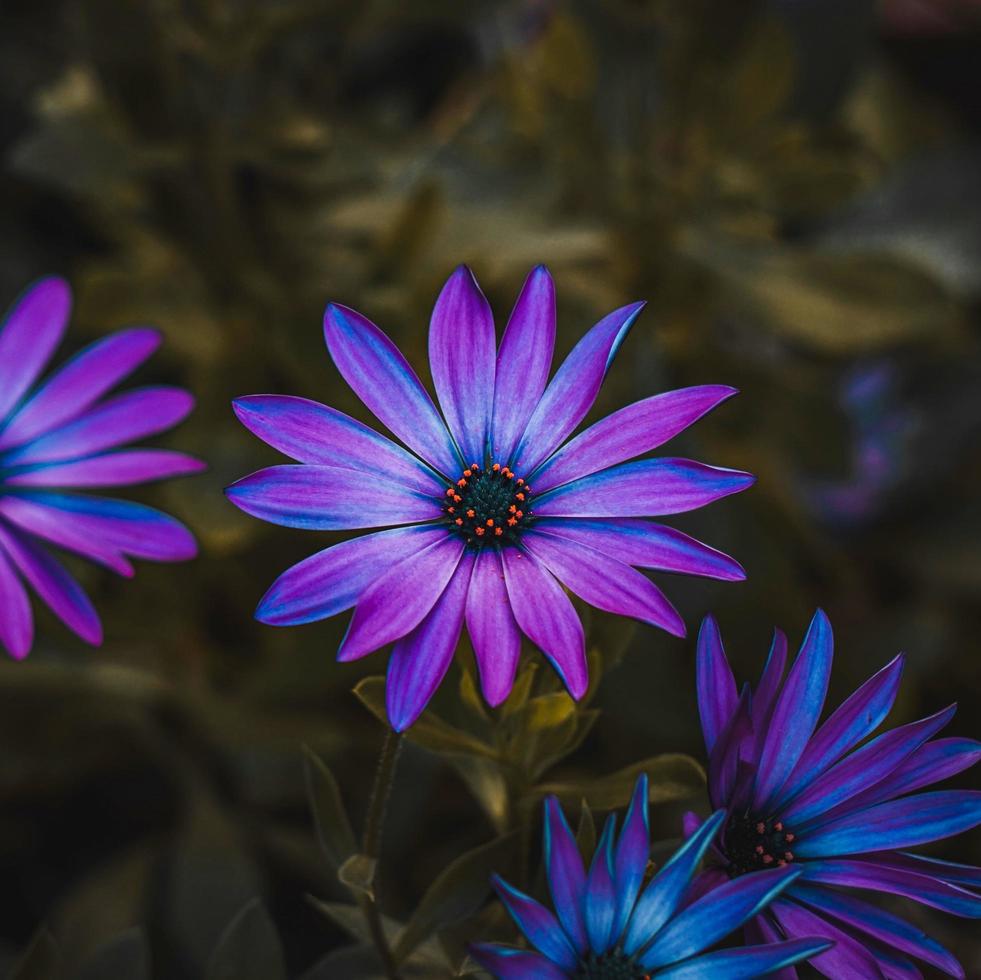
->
<box><xmin>9</xmin><ymin>928</ymin><xmax>60</xmax><ymax>980</ymax></box>
<box><xmin>300</xmin><ymin>946</ymin><xmax>386</xmax><ymax>980</ymax></box>
<box><xmin>511</xmin><ymin>692</ymin><xmax>576</xmax><ymax>735</ymax></box>
<box><xmin>447</xmin><ymin>756</ymin><xmax>510</xmax><ymax>833</ymax></box>
<box><xmin>303</xmin><ymin>744</ymin><xmax>357</xmax><ymax>871</ymax></box>
<box><xmin>500</xmin><ymin>663</ymin><xmax>537</xmax><ymax>718</ymax></box>
<box><xmin>71</xmin><ymin>929</ymin><xmax>148</xmax><ymax>980</ymax></box>
<box><xmin>724</xmin><ymin>17</ymin><xmax>795</xmax><ymax>130</ymax></box>
<box><xmin>458</xmin><ymin>666</ymin><xmax>489</xmax><ymax>723</ymax></box>
<box><xmin>338</xmin><ymin>853</ymin><xmax>378</xmax><ymax>900</ymax></box>
<box><xmin>205</xmin><ymin>900</ymin><xmax>286</xmax><ymax>980</ymax></box>
<box><xmin>532</xmin><ymin>708</ymin><xmax>601</xmax><ymax>780</ymax></box>
<box><xmin>575</xmin><ymin>800</ymin><xmax>596</xmax><ymax>864</ymax></box>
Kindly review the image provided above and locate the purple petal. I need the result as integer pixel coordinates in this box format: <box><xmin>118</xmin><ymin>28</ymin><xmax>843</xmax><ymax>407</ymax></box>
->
<box><xmin>2</xmin><ymin>387</ymin><xmax>194</xmax><ymax>466</ymax></box>
<box><xmin>584</xmin><ymin>816</ymin><xmax>618</xmax><ymax>954</ymax></box>
<box><xmin>0</xmin><ymin>327</ymin><xmax>161</xmax><ymax>451</ymax></box>
<box><xmin>751</xmin><ymin>629</ymin><xmax>788</xmax><ymax>741</ymax></box>
<box><xmin>612</xmin><ymin>774</ymin><xmax>650</xmax><ymax>942</ymax></box>
<box><xmin>465</xmin><ymin>547</ymin><xmax>521</xmax><ymax>706</ymax></box>
<box><xmin>7</xmin><ymin>450</ymin><xmax>204</xmax><ymax>488</ymax></box>
<box><xmin>752</xmin><ymin>610</ymin><xmax>833</xmax><ymax>811</ymax></box>
<box><xmin>501</xmin><ymin>547</ymin><xmax>587</xmax><ymax>698</ymax></box>
<box><xmin>532</xmin><ymin>386</ymin><xmax>738</xmax><ymax>492</ymax></box>
<box><xmin>744</xmin><ymin>915</ymin><xmax>799</xmax><ymax>980</ymax></box>
<box><xmin>468</xmin><ymin>944</ymin><xmax>567</xmax><ymax>980</ymax></box>
<box><xmin>232</xmin><ymin>395</ymin><xmax>442</xmax><ymax>493</ymax></box>
<box><xmin>653</xmin><ymin>939</ymin><xmax>832</xmax><ymax>980</ymax></box>
<box><xmin>0</xmin><ymin>277</ymin><xmax>70</xmax><ymax>420</ymax></box>
<box><xmin>522</xmin><ymin>528</ymin><xmax>685</xmax><ymax>636</ymax></box>
<box><xmin>256</xmin><ymin>525</ymin><xmax>447</xmax><ymax>626</ymax></box>
<box><xmin>685</xmin><ymin>865</ymin><xmax>729</xmax><ymax>905</ymax></box>
<box><xmin>530</xmin><ymin>517</ymin><xmax>745</xmax><ymax>581</ymax></box>
<box><xmin>337</xmin><ymin>534</ymin><xmax>464</xmax><ymax>661</ymax></box>
<box><xmin>543</xmin><ymin>795</ymin><xmax>588</xmax><ymax>953</ymax></box>
<box><xmin>428</xmin><ymin>266</ymin><xmax>495</xmax><ymax>464</ymax></box>
<box><xmin>707</xmin><ymin>685</ymin><xmax>753</xmax><ymax>810</ymax></box>
<box><xmin>225</xmin><ymin>464</ymin><xmax>440</xmax><ymax>530</ymax></box>
<box><xmin>323</xmin><ymin>303</ymin><xmax>460</xmax><ymax>476</ymax></box>
<box><xmin>887</xmin><ymin>852</ymin><xmax>981</xmax><ymax>887</ymax></box>
<box><xmin>796</xmin><ymin>790</ymin><xmax>981</xmax><ymax>858</ymax></box>
<box><xmin>492</xmin><ymin>266</ymin><xmax>555</xmax><ymax>463</ymax></box>
<box><xmin>696</xmin><ymin>615</ymin><xmax>737</xmax><ymax>757</ymax></box>
<box><xmin>386</xmin><ymin>553</ymin><xmax>474</xmax><ymax>731</ymax></box>
<box><xmin>0</xmin><ymin>524</ymin><xmax>101</xmax><ymax>645</ymax></box>
<box><xmin>0</xmin><ymin>543</ymin><xmax>33</xmax><ymax>659</ymax></box>
<box><xmin>534</xmin><ymin>458</ymin><xmax>755</xmax><ymax>519</ymax></box>
<box><xmin>490</xmin><ymin>875</ymin><xmax>578</xmax><ymax>971</ymax></box>
<box><xmin>511</xmin><ymin>302</ymin><xmax>644</xmax><ymax>475</ymax></box>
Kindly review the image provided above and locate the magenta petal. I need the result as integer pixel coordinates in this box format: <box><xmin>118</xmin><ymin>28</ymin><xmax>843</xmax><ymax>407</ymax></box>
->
<box><xmin>465</xmin><ymin>547</ymin><xmax>521</xmax><ymax>706</ymax></box>
<box><xmin>225</xmin><ymin>464</ymin><xmax>440</xmax><ymax>530</ymax></box>
<box><xmin>493</xmin><ymin>266</ymin><xmax>556</xmax><ymax>463</ymax></box>
<box><xmin>386</xmin><ymin>552</ymin><xmax>474</xmax><ymax>731</ymax></box>
<box><xmin>522</xmin><ymin>528</ymin><xmax>685</xmax><ymax>636</ymax></box>
<box><xmin>532</xmin><ymin>386</ymin><xmax>738</xmax><ymax>492</ymax></box>
<box><xmin>324</xmin><ymin>303</ymin><xmax>460</xmax><ymax>476</ymax></box>
<box><xmin>3</xmin><ymin>386</ymin><xmax>194</xmax><ymax>466</ymax></box>
<box><xmin>7</xmin><ymin>450</ymin><xmax>204</xmax><ymax>488</ymax></box>
<box><xmin>0</xmin><ymin>542</ymin><xmax>33</xmax><ymax>659</ymax></box>
<box><xmin>534</xmin><ymin>458</ymin><xmax>755</xmax><ymax>519</ymax></box>
<box><xmin>0</xmin><ymin>327</ymin><xmax>161</xmax><ymax>451</ymax></box>
<box><xmin>0</xmin><ymin>524</ymin><xmax>101</xmax><ymax>645</ymax></box>
<box><xmin>501</xmin><ymin>547</ymin><xmax>587</xmax><ymax>699</ymax></box>
<box><xmin>428</xmin><ymin>266</ymin><xmax>495</xmax><ymax>464</ymax></box>
<box><xmin>232</xmin><ymin>395</ymin><xmax>441</xmax><ymax>494</ymax></box>
<box><xmin>0</xmin><ymin>277</ymin><xmax>71</xmax><ymax>420</ymax></box>
<box><xmin>696</xmin><ymin>615</ymin><xmax>738</xmax><ymax>757</ymax></box>
<box><xmin>511</xmin><ymin>302</ymin><xmax>645</xmax><ymax>475</ymax></box>
<box><xmin>338</xmin><ymin>533</ymin><xmax>464</xmax><ymax>662</ymax></box>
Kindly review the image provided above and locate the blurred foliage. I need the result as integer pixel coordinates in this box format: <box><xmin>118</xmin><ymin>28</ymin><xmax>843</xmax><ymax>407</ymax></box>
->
<box><xmin>1</xmin><ymin>0</ymin><xmax>980</xmax><ymax>976</ymax></box>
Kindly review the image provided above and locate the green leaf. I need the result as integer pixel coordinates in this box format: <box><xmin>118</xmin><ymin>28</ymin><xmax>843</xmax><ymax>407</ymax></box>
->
<box><xmin>303</xmin><ymin>745</ymin><xmax>358</xmax><ymax>872</ymax></box>
<box><xmin>206</xmin><ymin>899</ymin><xmax>287</xmax><ymax>980</ymax></box>
<box><xmin>500</xmin><ymin>662</ymin><xmax>537</xmax><ymax>717</ymax></box>
<box><xmin>446</xmin><ymin>756</ymin><xmax>510</xmax><ymax>833</ymax></box>
<box><xmin>338</xmin><ymin>853</ymin><xmax>378</xmax><ymax>900</ymax></box>
<box><xmin>575</xmin><ymin>800</ymin><xmax>596</xmax><ymax>864</ymax></box>
<box><xmin>9</xmin><ymin>928</ymin><xmax>60</xmax><ymax>980</ymax></box>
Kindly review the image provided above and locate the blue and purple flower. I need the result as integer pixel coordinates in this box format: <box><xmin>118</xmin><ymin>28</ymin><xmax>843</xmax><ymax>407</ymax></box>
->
<box><xmin>227</xmin><ymin>265</ymin><xmax>753</xmax><ymax>729</ymax></box>
<box><xmin>471</xmin><ymin>775</ymin><xmax>830</xmax><ymax>979</ymax></box>
<box><xmin>0</xmin><ymin>277</ymin><xmax>202</xmax><ymax>658</ymax></box>
<box><xmin>693</xmin><ymin>610</ymin><xmax>981</xmax><ymax>978</ymax></box>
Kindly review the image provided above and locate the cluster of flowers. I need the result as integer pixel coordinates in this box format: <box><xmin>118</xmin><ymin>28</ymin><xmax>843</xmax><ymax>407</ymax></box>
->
<box><xmin>0</xmin><ymin>269</ymin><xmax>977</xmax><ymax>978</ymax></box>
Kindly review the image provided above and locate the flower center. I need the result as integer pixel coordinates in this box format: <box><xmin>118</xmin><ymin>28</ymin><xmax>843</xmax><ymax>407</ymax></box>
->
<box><xmin>441</xmin><ymin>462</ymin><xmax>533</xmax><ymax>546</ymax></box>
<box><xmin>575</xmin><ymin>951</ymin><xmax>650</xmax><ymax>980</ymax></box>
<box><xmin>724</xmin><ymin>814</ymin><xmax>796</xmax><ymax>877</ymax></box>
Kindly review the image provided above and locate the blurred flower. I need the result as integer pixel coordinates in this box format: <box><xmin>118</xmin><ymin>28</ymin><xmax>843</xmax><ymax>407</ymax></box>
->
<box><xmin>471</xmin><ymin>775</ymin><xmax>829</xmax><ymax>979</ymax></box>
<box><xmin>0</xmin><ymin>277</ymin><xmax>202</xmax><ymax>658</ymax></box>
<box><xmin>227</xmin><ymin>265</ymin><xmax>752</xmax><ymax>729</ymax></box>
<box><xmin>692</xmin><ymin>610</ymin><xmax>981</xmax><ymax>978</ymax></box>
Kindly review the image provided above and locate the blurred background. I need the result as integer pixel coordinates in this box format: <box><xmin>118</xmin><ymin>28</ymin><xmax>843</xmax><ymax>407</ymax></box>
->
<box><xmin>1</xmin><ymin>0</ymin><xmax>980</xmax><ymax>976</ymax></box>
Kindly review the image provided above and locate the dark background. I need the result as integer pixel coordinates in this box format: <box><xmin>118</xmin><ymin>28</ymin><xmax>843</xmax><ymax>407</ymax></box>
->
<box><xmin>0</xmin><ymin>0</ymin><xmax>979</xmax><ymax>977</ymax></box>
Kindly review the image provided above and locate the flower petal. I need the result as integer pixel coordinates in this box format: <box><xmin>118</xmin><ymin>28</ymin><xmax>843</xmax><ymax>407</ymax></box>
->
<box><xmin>511</xmin><ymin>302</ymin><xmax>644</xmax><ymax>475</ymax></box>
<box><xmin>501</xmin><ymin>547</ymin><xmax>587</xmax><ymax>698</ymax></box>
<box><xmin>7</xmin><ymin>450</ymin><xmax>204</xmax><ymax>488</ymax></box>
<box><xmin>386</xmin><ymin>552</ymin><xmax>474</xmax><ymax>731</ymax></box>
<box><xmin>696</xmin><ymin>615</ymin><xmax>737</xmax><ymax>757</ymax></box>
<box><xmin>543</xmin><ymin>795</ymin><xmax>588</xmax><ymax>953</ymax></box>
<box><xmin>493</xmin><ymin>266</ymin><xmax>555</xmax><ymax>463</ymax></box>
<box><xmin>323</xmin><ymin>303</ymin><xmax>460</xmax><ymax>476</ymax></box>
<box><xmin>428</xmin><ymin>266</ymin><xmax>495</xmax><ymax>464</ymax></box>
<box><xmin>888</xmin><ymin>852</ymin><xmax>981</xmax><ymax>887</ymax></box>
<box><xmin>232</xmin><ymin>395</ymin><xmax>442</xmax><ymax>493</ymax></box>
<box><xmin>0</xmin><ymin>542</ymin><xmax>33</xmax><ymax>659</ymax></box>
<box><xmin>532</xmin><ymin>386</ymin><xmax>738</xmax><ymax>492</ymax></box>
<box><xmin>653</xmin><ymin>939</ymin><xmax>832</xmax><ymax>980</ymax></box>
<box><xmin>465</xmin><ymin>547</ymin><xmax>521</xmax><ymax>707</ymax></box>
<box><xmin>0</xmin><ymin>277</ymin><xmax>70</xmax><ymax>421</ymax></box>
<box><xmin>225</xmin><ymin>464</ymin><xmax>440</xmax><ymax>530</ymax></box>
<box><xmin>585</xmin><ymin>816</ymin><xmax>618</xmax><ymax>954</ymax></box>
<box><xmin>612</xmin><ymin>775</ymin><xmax>650</xmax><ymax>942</ymax></box>
<box><xmin>533</xmin><ymin>458</ymin><xmax>755</xmax><ymax>519</ymax></box>
<box><xmin>468</xmin><ymin>944</ymin><xmax>567</xmax><ymax>980</ymax></box>
<box><xmin>490</xmin><ymin>876</ymin><xmax>578</xmax><ymax>971</ymax></box>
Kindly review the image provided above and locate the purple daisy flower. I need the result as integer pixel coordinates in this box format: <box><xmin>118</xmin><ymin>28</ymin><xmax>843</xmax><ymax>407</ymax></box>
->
<box><xmin>0</xmin><ymin>277</ymin><xmax>202</xmax><ymax>658</ymax></box>
<box><xmin>227</xmin><ymin>265</ymin><xmax>753</xmax><ymax>729</ymax></box>
<box><xmin>471</xmin><ymin>775</ymin><xmax>831</xmax><ymax>979</ymax></box>
<box><xmin>692</xmin><ymin>609</ymin><xmax>981</xmax><ymax>978</ymax></box>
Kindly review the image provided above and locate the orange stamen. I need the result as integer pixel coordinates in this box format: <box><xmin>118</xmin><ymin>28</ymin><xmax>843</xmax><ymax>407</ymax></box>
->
<box><xmin>455</xmin><ymin>518</ymin><xmax>463</xmax><ymax>526</ymax></box>
<box><xmin>475</xmin><ymin>527</ymin><xmax>485</xmax><ymax>536</ymax></box>
<box><xmin>467</xmin><ymin>509</ymin><xmax>475</xmax><ymax>518</ymax></box>
<box><xmin>494</xmin><ymin>527</ymin><xmax>503</xmax><ymax>536</ymax></box>
<box><xmin>492</xmin><ymin>463</ymin><xmax>501</xmax><ymax>471</ymax></box>
<box><xmin>486</xmin><ymin>519</ymin><xmax>494</xmax><ymax>527</ymax></box>
<box><xmin>516</xmin><ymin>493</ymin><xmax>525</xmax><ymax>501</ymax></box>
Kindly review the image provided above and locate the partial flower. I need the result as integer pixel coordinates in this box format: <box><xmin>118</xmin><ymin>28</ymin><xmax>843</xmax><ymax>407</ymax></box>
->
<box><xmin>227</xmin><ymin>265</ymin><xmax>752</xmax><ymax>729</ymax></box>
<box><xmin>471</xmin><ymin>775</ymin><xmax>830</xmax><ymax>979</ymax></box>
<box><xmin>0</xmin><ymin>277</ymin><xmax>202</xmax><ymax>658</ymax></box>
<box><xmin>693</xmin><ymin>609</ymin><xmax>981</xmax><ymax>978</ymax></box>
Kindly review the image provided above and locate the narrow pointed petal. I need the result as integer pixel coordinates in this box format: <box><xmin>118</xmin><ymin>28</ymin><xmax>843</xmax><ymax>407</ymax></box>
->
<box><xmin>796</xmin><ymin>791</ymin><xmax>981</xmax><ymax>858</ymax></box>
<box><xmin>386</xmin><ymin>553</ymin><xmax>474</xmax><ymax>731</ymax></box>
<box><xmin>512</xmin><ymin>302</ymin><xmax>644</xmax><ymax>475</ymax></box>
<box><xmin>256</xmin><ymin>525</ymin><xmax>447</xmax><ymax>625</ymax></box>
<box><xmin>493</xmin><ymin>265</ymin><xmax>555</xmax><ymax>462</ymax></box>
<box><xmin>612</xmin><ymin>775</ymin><xmax>650</xmax><ymax>942</ymax></box>
<box><xmin>324</xmin><ymin>302</ymin><xmax>460</xmax><ymax>476</ymax></box>
<box><xmin>428</xmin><ymin>266</ymin><xmax>495</xmax><ymax>463</ymax></box>
<box><xmin>468</xmin><ymin>945</ymin><xmax>567</xmax><ymax>980</ymax></box>
<box><xmin>338</xmin><ymin>534</ymin><xmax>464</xmax><ymax>662</ymax></box>
<box><xmin>653</xmin><ymin>939</ymin><xmax>832</xmax><ymax>980</ymax></box>
<box><xmin>465</xmin><ymin>547</ymin><xmax>521</xmax><ymax>706</ymax></box>
<box><xmin>888</xmin><ymin>852</ymin><xmax>981</xmax><ymax>887</ymax></box>
<box><xmin>225</xmin><ymin>464</ymin><xmax>440</xmax><ymax>530</ymax></box>
<box><xmin>0</xmin><ymin>525</ymin><xmax>101</xmax><ymax>645</ymax></box>
<box><xmin>543</xmin><ymin>796</ymin><xmax>588</xmax><ymax>953</ymax></box>
<box><xmin>7</xmin><ymin>450</ymin><xmax>204</xmax><ymax>488</ymax></box>
<box><xmin>522</xmin><ymin>529</ymin><xmax>685</xmax><ymax>636</ymax></box>
<box><xmin>751</xmin><ymin>629</ymin><xmax>788</xmax><ymax>739</ymax></box>
<box><xmin>533</xmin><ymin>386</ymin><xmax>738</xmax><ymax>492</ymax></box>
<box><xmin>534</xmin><ymin>458</ymin><xmax>755</xmax><ymax>519</ymax></box>
<box><xmin>0</xmin><ymin>327</ymin><xmax>161</xmax><ymax>451</ymax></box>
<box><xmin>623</xmin><ymin>810</ymin><xmax>726</xmax><ymax>955</ymax></box>
<box><xmin>753</xmin><ymin>610</ymin><xmax>833</xmax><ymax>810</ymax></box>
<box><xmin>501</xmin><ymin>547</ymin><xmax>587</xmax><ymax>698</ymax></box>
<box><xmin>0</xmin><ymin>277</ymin><xmax>70</xmax><ymax>420</ymax></box>
<box><xmin>745</xmin><ymin>914</ymin><xmax>800</xmax><ymax>980</ymax></box>
<box><xmin>232</xmin><ymin>395</ymin><xmax>442</xmax><ymax>493</ymax></box>
<box><xmin>585</xmin><ymin>816</ymin><xmax>618</xmax><ymax>953</ymax></box>
<box><xmin>708</xmin><ymin>685</ymin><xmax>753</xmax><ymax>809</ymax></box>
<box><xmin>0</xmin><ymin>543</ymin><xmax>33</xmax><ymax>659</ymax></box>
<box><xmin>490</xmin><ymin>876</ymin><xmax>578</xmax><ymax>971</ymax></box>
<box><xmin>696</xmin><ymin>615</ymin><xmax>737</xmax><ymax>757</ymax></box>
